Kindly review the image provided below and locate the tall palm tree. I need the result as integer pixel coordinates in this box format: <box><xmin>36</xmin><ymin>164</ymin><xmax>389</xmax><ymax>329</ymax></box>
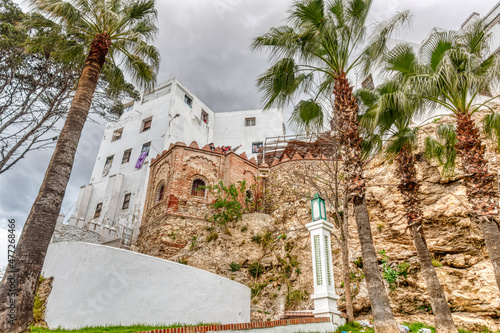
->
<box><xmin>359</xmin><ymin>81</ymin><xmax>458</xmax><ymax>333</ymax></box>
<box><xmin>252</xmin><ymin>0</ymin><xmax>409</xmax><ymax>330</ymax></box>
<box><xmin>0</xmin><ymin>1</ymin><xmax>159</xmax><ymax>331</ymax></box>
<box><xmin>385</xmin><ymin>21</ymin><xmax>500</xmax><ymax>290</ymax></box>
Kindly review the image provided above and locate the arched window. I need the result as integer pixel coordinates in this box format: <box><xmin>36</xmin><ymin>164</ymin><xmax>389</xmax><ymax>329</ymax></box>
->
<box><xmin>191</xmin><ymin>178</ymin><xmax>206</xmax><ymax>197</ymax></box>
<box><xmin>155</xmin><ymin>182</ymin><xmax>165</xmax><ymax>203</ymax></box>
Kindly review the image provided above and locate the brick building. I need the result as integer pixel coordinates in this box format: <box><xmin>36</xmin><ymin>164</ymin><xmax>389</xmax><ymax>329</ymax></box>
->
<box><xmin>142</xmin><ymin>141</ymin><xmax>262</xmax><ymax>227</ymax></box>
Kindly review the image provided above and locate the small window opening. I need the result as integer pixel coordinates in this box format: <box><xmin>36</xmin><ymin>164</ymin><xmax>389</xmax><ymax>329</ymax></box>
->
<box><xmin>252</xmin><ymin>142</ymin><xmax>263</xmax><ymax>153</ymax></box>
<box><xmin>142</xmin><ymin>118</ymin><xmax>152</xmax><ymax>132</ymax></box>
<box><xmin>191</xmin><ymin>179</ymin><xmax>206</xmax><ymax>197</ymax></box>
<box><xmin>245</xmin><ymin>117</ymin><xmax>256</xmax><ymax>127</ymax></box>
<box><xmin>184</xmin><ymin>94</ymin><xmax>193</xmax><ymax>107</ymax></box>
<box><xmin>94</xmin><ymin>203</ymin><xmax>103</xmax><ymax>218</ymax></box>
<box><xmin>103</xmin><ymin>155</ymin><xmax>114</xmax><ymax>176</ymax></box>
<box><xmin>122</xmin><ymin>193</ymin><xmax>131</xmax><ymax>210</ymax></box>
<box><xmin>155</xmin><ymin>183</ymin><xmax>165</xmax><ymax>203</ymax></box>
<box><xmin>122</xmin><ymin>149</ymin><xmax>132</xmax><ymax>164</ymax></box>
<box><xmin>201</xmin><ymin>110</ymin><xmax>209</xmax><ymax>124</ymax></box>
<box><xmin>112</xmin><ymin>128</ymin><xmax>123</xmax><ymax>142</ymax></box>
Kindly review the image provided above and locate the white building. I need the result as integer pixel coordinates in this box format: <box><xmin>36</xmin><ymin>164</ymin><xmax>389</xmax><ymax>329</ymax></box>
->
<box><xmin>67</xmin><ymin>78</ymin><xmax>284</xmax><ymax>245</ymax></box>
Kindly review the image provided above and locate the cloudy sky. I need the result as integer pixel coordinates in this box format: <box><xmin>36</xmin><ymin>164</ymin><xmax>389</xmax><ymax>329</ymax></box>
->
<box><xmin>0</xmin><ymin>0</ymin><xmax>498</xmax><ymax>267</ymax></box>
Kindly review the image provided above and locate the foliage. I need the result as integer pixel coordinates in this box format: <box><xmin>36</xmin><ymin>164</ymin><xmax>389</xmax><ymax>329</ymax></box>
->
<box><xmin>378</xmin><ymin>250</ymin><xmax>409</xmax><ymax>290</ymax></box>
<box><xmin>251</xmin><ymin>234</ymin><xmax>262</xmax><ymax>244</ymax></box>
<box><xmin>0</xmin><ymin>0</ymin><xmax>138</xmax><ymax>174</ymax></box>
<box><xmin>432</xmin><ymin>258</ymin><xmax>442</xmax><ymax>267</ymax></box>
<box><xmin>353</xmin><ymin>257</ymin><xmax>363</xmax><ymax>269</ymax></box>
<box><xmin>424</xmin><ymin>124</ymin><xmax>458</xmax><ymax>177</ymax></box>
<box><xmin>240</xmin><ymin>225</ymin><xmax>248</xmax><ymax>232</ymax></box>
<box><xmin>248</xmin><ymin>261</ymin><xmax>264</xmax><ymax>278</ymax></box>
<box><xmin>206</xmin><ymin>232</ymin><xmax>218</xmax><ymax>243</ymax></box>
<box><xmin>334</xmin><ymin>321</ymin><xmax>365</xmax><ymax>333</ymax></box>
<box><xmin>250</xmin><ymin>282</ymin><xmax>268</xmax><ymax>298</ymax></box>
<box><xmin>229</xmin><ymin>262</ymin><xmax>241</xmax><ymax>272</ymax></box>
<box><xmin>33</xmin><ymin>275</ymin><xmax>47</xmax><ymax>324</ymax></box>
<box><xmin>189</xmin><ymin>236</ymin><xmax>197</xmax><ymax>250</ymax></box>
<box><xmin>205</xmin><ymin>181</ymin><xmax>250</xmax><ymax>226</ymax></box>
<box><xmin>285</xmin><ymin>289</ymin><xmax>308</xmax><ymax>309</ymax></box>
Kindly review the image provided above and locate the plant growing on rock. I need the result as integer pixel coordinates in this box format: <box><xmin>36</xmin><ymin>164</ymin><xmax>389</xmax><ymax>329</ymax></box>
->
<box><xmin>248</xmin><ymin>261</ymin><xmax>264</xmax><ymax>278</ymax></box>
<box><xmin>229</xmin><ymin>262</ymin><xmax>241</xmax><ymax>272</ymax></box>
<box><xmin>204</xmin><ymin>180</ymin><xmax>249</xmax><ymax>226</ymax></box>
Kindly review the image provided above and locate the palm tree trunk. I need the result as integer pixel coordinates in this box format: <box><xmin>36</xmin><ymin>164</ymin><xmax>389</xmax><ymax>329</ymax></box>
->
<box><xmin>334</xmin><ymin>72</ymin><xmax>399</xmax><ymax>333</ymax></box>
<box><xmin>341</xmin><ymin>211</ymin><xmax>354</xmax><ymax>322</ymax></box>
<box><xmin>455</xmin><ymin>113</ymin><xmax>500</xmax><ymax>290</ymax></box>
<box><xmin>0</xmin><ymin>34</ymin><xmax>111</xmax><ymax>333</ymax></box>
<box><xmin>396</xmin><ymin>148</ymin><xmax>457</xmax><ymax>333</ymax></box>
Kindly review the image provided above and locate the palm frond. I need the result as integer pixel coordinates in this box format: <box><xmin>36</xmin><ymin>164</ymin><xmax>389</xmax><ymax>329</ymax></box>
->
<box><xmin>288</xmin><ymin>99</ymin><xmax>324</xmax><ymax>133</ymax></box>
<box><xmin>483</xmin><ymin>111</ymin><xmax>500</xmax><ymax>150</ymax></box>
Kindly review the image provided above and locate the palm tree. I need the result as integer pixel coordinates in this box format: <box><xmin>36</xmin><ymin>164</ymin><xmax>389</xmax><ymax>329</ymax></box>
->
<box><xmin>0</xmin><ymin>1</ymin><xmax>159</xmax><ymax>331</ymax></box>
<box><xmin>385</xmin><ymin>21</ymin><xmax>500</xmax><ymax>290</ymax></box>
<box><xmin>358</xmin><ymin>81</ymin><xmax>458</xmax><ymax>333</ymax></box>
<box><xmin>252</xmin><ymin>0</ymin><xmax>409</xmax><ymax>330</ymax></box>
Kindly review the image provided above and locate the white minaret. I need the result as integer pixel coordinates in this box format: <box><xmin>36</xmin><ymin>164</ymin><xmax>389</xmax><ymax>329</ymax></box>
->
<box><xmin>306</xmin><ymin>193</ymin><xmax>341</xmax><ymax>323</ymax></box>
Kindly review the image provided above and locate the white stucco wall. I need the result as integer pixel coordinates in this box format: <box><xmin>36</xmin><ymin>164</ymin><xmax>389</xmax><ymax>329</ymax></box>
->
<box><xmin>213</xmin><ymin>109</ymin><xmax>285</xmax><ymax>159</ymax></box>
<box><xmin>42</xmin><ymin>242</ymin><xmax>250</xmax><ymax>329</ymax></box>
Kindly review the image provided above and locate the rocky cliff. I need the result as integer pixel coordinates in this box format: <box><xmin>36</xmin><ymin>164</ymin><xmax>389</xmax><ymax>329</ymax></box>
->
<box><xmin>136</xmin><ymin>112</ymin><xmax>500</xmax><ymax>332</ymax></box>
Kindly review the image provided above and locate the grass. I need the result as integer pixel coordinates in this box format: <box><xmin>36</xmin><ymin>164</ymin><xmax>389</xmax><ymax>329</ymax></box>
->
<box><xmin>333</xmin><ymin>322</ymin><xmax>499</xmax><ymax>333</ymax></box>
<box><xmin>30</xmin><ymin>323</ymin><xmax>215</xmax><ymax>333</ymax></box>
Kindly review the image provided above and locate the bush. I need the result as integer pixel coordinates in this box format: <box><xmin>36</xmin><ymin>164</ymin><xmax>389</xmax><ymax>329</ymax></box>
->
<box><xmin>229</xmin><ymin>261</ymin><xmax>241</xmax><ymax>272</ymax></box>
<box><xmin>205</xmin><ymin>181</ymin><xmax>249</xmax><ymax>226</ymax></box>
<box><xmin>207</xmin><ymin>232</ymin><xmax>218</xmax><ymax>242</ymax></box>
<box><xmin>250</xmin><ymin>282</ymin><xmax>268</xmax><ymax>298</ymax></box>
<box><xmin>285</xmin><ymin>289</ymin><xmax>308</xmax><ymax>309</ymax></box>
<box><xmin>251</xmin><ymin>234</ymin><xmax>262</xmax><ymax>244</ymax></box>
<box><xmin>432</xmin><ymin>258</ymin><xmax>442</xmax><ymax>267</ymax></box>
<box><xmin>249</xmin><ymin>261</ymin><xmax>264</xmax><ymax>278</ymax></box>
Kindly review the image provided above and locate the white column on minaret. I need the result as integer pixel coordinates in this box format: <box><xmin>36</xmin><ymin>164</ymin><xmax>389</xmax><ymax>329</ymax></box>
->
<box><xmin>306</xmin><ymin>193</ymin><xmax>341</xmax><ymax>323</ymax></box>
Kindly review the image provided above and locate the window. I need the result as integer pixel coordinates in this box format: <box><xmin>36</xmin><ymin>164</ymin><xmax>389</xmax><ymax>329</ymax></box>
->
<box><xmin>142</xmin><ymin>118</ymin><xmax>152</xmax><ymax>132</ymax></box>
<box><xmin>141</xmin><ymin>142</ymin><xmax>151</xmax><ymax>155</ymax></box>
<box><xmin>94</xmin><ymin>203</ymin><xmax>102</xmax><ymax>218</ymax></box>
<box><xmin>191</xmin><ymin>179</ymin><xmax>206</xmax><ymax>197</ymax></box>
<box><xmin>112</xmin><ymin>128</ymin><xmax>123</xmax><ymax>142</ymax></box>
<box><xmin>122</xmin><ymin>193</ymin><xmax>131</xmax><ymax>209</ymax></box>
<box><xmin>252</xmin><ymin>142</ymin><xmax>263</xmax><ymax>153</ymax></box>
<box><xmin>122</xmin><ymin>149</ymin><xmax>132</xmax><ymax>164</ymax></box>
<box><xmin>201</xmin><ymin>110</ymin><xmax>208</xmax><ymax>124</ymax></box>
<box><xmin>245</xmin><ymin>117</ymin><xmax>256</xmax><ymax>127</ymax></box>
<box><xmin>102</xmin><ymin>155</ymin><xmax>113</xmax><ymax>176</ymax></box>
<box><xmin>184</xmin><ymin>94</ymin><xmax>193</xmax><ymax>107</ymax></box>
<box><xmin>135</xmin><ymin>143</ymin><xmax>151</xmax><ymax>169</ymax></box>
<box><xmin>155</xmin><ymin>183</ymin><xmax>165</xmax><ymax>203</ymax></box>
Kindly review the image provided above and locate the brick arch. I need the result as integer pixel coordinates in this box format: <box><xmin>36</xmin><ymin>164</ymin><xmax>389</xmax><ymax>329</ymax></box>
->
<box><xmin>189</xmin><ymin>175</ymin><xmax>208</xmax><ymax>198</ymax></box>
<box><xmin>155</xmin><ymin>181</ymin><xmax>166</xmax><ymax>203</ymax></box>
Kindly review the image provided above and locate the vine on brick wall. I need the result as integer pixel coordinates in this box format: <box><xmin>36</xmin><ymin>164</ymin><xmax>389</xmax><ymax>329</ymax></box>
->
<box><xmin>204</xmin><ymin>180</ymin><xmax>253</xmax><ymax>226</ymax></box>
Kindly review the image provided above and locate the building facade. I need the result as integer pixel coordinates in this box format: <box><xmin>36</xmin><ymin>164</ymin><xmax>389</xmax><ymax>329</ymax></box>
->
<box><xmin>65</xmin><ymin>78</ymin><xmax>284</xmax><ymax>245</ymax></box>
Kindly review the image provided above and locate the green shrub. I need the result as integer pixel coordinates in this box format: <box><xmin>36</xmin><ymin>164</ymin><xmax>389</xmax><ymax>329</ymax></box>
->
<box><xmin>250</xmin><ymin>282</ymin><xmax>268</xmax><ymax>298</ymax></box>
<box><xmin>432</xmin><ymin>258</ymin><xmax>442</xmax><ymax>267</ymax></box>
<box><xmin>205</xmin><ymin>181</ymin><xmax>249</xmax><ymax>226</ymax></box>
<box><xmin>285</xmin><ymin>289</ymin><xmax>308</xmax><ymax>309</ymax></box>
<box><xmin>207</xmin><ymin>232</ymin><xmax>218</xmax><ymax>242</ymax></box>
<box><xmin>251</xmin><ymin>234</ymin><xmax>262</xmax><ymax>244</ymax></box>
<box><xmin>353</xmin><ymin>257</ymin><xmax>363</xmax><ymax>269</ymax></box>
<box><xmin>240</xmin><ymin>225</ymin><xmax>248</xmax><ymax>232</ymax></box>
<box><xmin>229</xmin><ymin>261</ymin><xmax>241</xmax><ymax>272</ymax></box>
<box><xmin>249</xmin><ymin>261</ymin><xmax>264</xmax><ymax>278</ymax></box>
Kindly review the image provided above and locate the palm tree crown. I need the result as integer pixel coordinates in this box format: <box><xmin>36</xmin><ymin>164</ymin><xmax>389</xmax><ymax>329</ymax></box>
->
<box><xmin>32</xmin><ymin>0</ymin><xmax>160</xmax><ymax>89</ymax></box>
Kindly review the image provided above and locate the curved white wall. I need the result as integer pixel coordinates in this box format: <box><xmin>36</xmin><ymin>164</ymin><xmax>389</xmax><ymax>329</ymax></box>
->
<box><xmin>42</xmin><ymin>242</ymin><xmax>250</xmax><ymax>329</ymax></box>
